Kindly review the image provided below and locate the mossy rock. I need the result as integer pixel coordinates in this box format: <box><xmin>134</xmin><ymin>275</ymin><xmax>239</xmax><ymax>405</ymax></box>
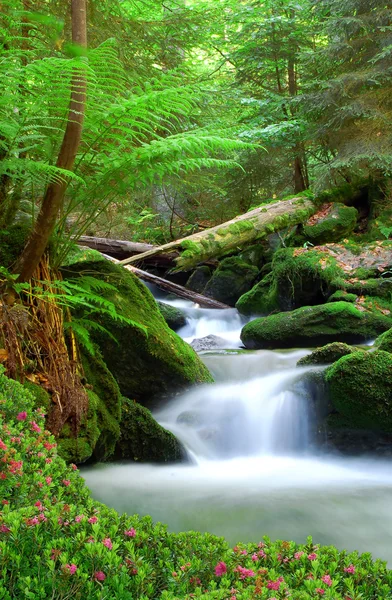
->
<box><xmin>235</xmin><ymin>272</ymin><xmax>279</xmax><ymax>316</ymax></box>
<box><xmin>203</xmin><ymin>256</ymin><xmax>259</xmax><ymax>306</ymax></box>
<box><xmin>238</xmin><ymin>244</ymin><xmax>265</xmax><ymax>268</ymax></box>
<box><xmin>22</xmin><ymin>381</ymin><xmax>51</xmax><ymax>412</ymax></box>
<box><xmin>61</xmin><ymin>258</ymin><xmax>212</xmax><ymax>406</ymax></box>
<box><xmin>0</xmin><ymin>225</ymin><xmax>30</xmax><ymax>269</ymax></box>
<box><xmin>327</xmin><ymin>291</ymin><xmax>357</xmax><ymax>303</ymax></box>
<box><xmin>157</xmin><ymin>301</ymin><xmax>186</xmax><ymax>331</ymax></box>
<box><xmin>240</xmin><ymin>302</ymin><xmax>392</xmax><ymax>349</ymax></box>
<box><xmin>374</xmin><ymin>328</ymin><xmax>392</xmax><ymax>353</ymax></box>
<box><xmin>297</xmin><ymin>342</ymin><xmax>359</xmax><ymax>366</ymax></box>
<box><xmin>325</xmin><ymin>351</ymin><xmax>392</xmax><ymax>432</ymax></box>
<box><xmin>185</xmin><ymin>266</ymin><xmax>212</xmax><ymax>294</ymax></box>
<box><xmin>113</xmin><ymin>397</ymin><xmax>185</xmax><ymax>463</ymax></box>
<box><xmin>302</xmin><ymin>203</ymin><xmax>358</xmax><ymax>244</ymax></box>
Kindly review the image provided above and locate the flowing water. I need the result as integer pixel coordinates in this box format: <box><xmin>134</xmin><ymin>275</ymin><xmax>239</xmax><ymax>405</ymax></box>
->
<box><xmin>83</xmin><ymin>298</ymin><xmax>392</xmax><ymax>564</ymax></box>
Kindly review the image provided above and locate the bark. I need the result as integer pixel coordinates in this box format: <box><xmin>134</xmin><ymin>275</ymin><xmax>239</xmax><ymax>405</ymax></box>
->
<box><xmin>77</xmin><ymin>236</ymin><xmax>178</xmax><ymax>265</ymax></box>
<box><xmin>119</xmin><ymin>195</ymin><xmax>317</xmax><ymax>272</ymax></box>
<box><xmin>101</xmin><ymin>254</ymin><xmax>230</xmax><ymax>309</ymax></box>
<box><xmin>14</xmin><ymin>0</ymin><xmax>87</xmax><ymax>282</ymax></box>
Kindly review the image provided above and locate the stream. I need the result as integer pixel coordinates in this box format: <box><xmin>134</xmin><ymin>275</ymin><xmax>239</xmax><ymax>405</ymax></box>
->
<box><xmin>83</xmin><ymin>296</ymin><xmax>392</xmax><ymax>564</ymax></box>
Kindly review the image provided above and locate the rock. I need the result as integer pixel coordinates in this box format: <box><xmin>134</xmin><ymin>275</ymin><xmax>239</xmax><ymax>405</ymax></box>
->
<box><xmin>240</xmin><ymin>302</ymin><xmax>392</xmax><ymax>349</ymax></box>
<box><xmin>374</xmin><ymin>328</ymin><xmax>392</xmax><ymax>353</ymax></box>
<box><xmin>62</xmin><ymin>257</ymin><xmax>213</xmax><ymax>407</ymax></box>
<box><xmin>238</xmin><ymin>244</ymin><xmax>265</xmax><ymax>267</ymax></box>
<box><xmin>236</xmin><ymin>272</ymin><xmax>279</xmax><ymax>316</ymax></box>
<box><xmin>327</xmin><ymin>291</ymin><xmax>357</xmax><ymax>303</ymax></box>
<box><xmin>302</xmin><ymin>203</ymin><xmax>358</xmax><ymax>244</ymax></box>
<box><xmin>325</xmin><ymin>351</ymin><xmax>392</xmax><ymax>432</ymax></box>
<box><xmin>297</xmin><ymin>342</ymin><xmax>359</xmax><ymax>366</ymax></box>
<box><xmin>113</xmin><ymin>398</ymin><xmax>186</xmax><ymax>463</ymax></box>
<box><xmin>186</xmin><ymin>266</ymin><xmax>212</xmax><ymax>294</ymax></box>
<box><xmin>246</xmin><ymin>241</ymin><xmax>392</xmax><ymax>313</ymax></box>
<box><xmin>157</xmin><ymin>301</ymin><xmax>186</xmax><ymax>331</ymax></box>
<box><xmin>203</xmin><ymin>257</ymin><xmax>259</xmax><ymax>306</ymax></box>
<box><xmin>191</xmin><ymin>335</ymin><xmax>228</xmax><ymax>352</ymax></box>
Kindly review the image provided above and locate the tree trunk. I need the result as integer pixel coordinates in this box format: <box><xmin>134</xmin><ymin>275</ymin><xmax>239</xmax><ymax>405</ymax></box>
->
<box><xmin>102</xmin><ymin>254</ymin><xmax>230</xmax><ymax>308</ymax></box>
<box><xmin>119</xmin><ymin>195</ymin><xmax>317</xmax><ymax>271</ymax></box>
<box><xmin>14</xmin><ymin>0</ymin><xmax>87</xmax><ymax>282</ymax></box>
<box><xmin>77</xmin><ymin>235</ymin><xmax>178</xmax><ymax>265</ymax></box>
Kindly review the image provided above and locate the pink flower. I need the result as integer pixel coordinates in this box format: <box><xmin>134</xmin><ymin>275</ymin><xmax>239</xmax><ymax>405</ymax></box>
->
<box><xmin>308</xmin><ymin>553</ymin><xmax>318</xmax><ymax>560</ymax></box>
<box><xmin>34</xmin><ymin>501</ymin><xmax>43</xmax><ymax>509</ymax></box>
<box><xmin>0</xmin><ymin>524</ymin><xmax>10</xmax><ymax>533</ymax></box>
<box><xmin>322</xmin><ymin>574</ymin><xmax>332</xmax><ymax>587</ymax></box>
<box><xmin>75</xmin><ymin>515</ymin><xmax>84</xmax><ymax>523</ymax></box>
<box><xmin>46</xmin><ymin>477</ymin><xmax>52</xmax><ymax>485</ymax></box>
<box><xmin>240</xmin><ymin>550</ymin><xmax>247</xmax><ymax>555</ymax></box>
<box><xmin>31</xmin><ymin>421</ymin><xmax>41</xmax><ymax>433</ymax></box>
<box><xmin>172</xmin><ymin>571</ymin><xmax>177</xmax><ymax>577</ymax></box>
<box><xmin>37</xmin><ymin>481</ymin><xmax>43</xmax><ymax>488</ymax></box>
<box><xmin>16</xmin><ymin>412</ymin><xmax>27</xmax><ymax>421</ymax></box>
<box><xmin>0</xmin><ymin>439</ymin><xmax>7</xmax><ymax>451</ymax></box>
<box><xmin>102</xmin><ymin>538</ymin><xmax>113</xmax><ymax>550</ymax></box>
<box><xmin>294</xmin><ymin>551</ymin><xmax>304</xmax><ymax>559</ymax></box>
<box><xmin>214</xmin><ymin>561</ymin><xmax>227</xmax><ymax>576</ymax></box>
<box><xmin>235</xmin><ymin>566</ymin><xmax>256</xmax><ymax>579</ymax></box>
<box><xmin>88</xmin><ymin>516</ymin><xmax>98</xmax><ymax>524</ymax></box>
<box><xmin>344</xmin><ymin>564</ymin><xmax>356</xmax><ymax>574</ymax></box>
<box><xmin>62</xmin><ymin>479</ymin><xmax>71</xmax><ymax>487</ymax></box>
<box><xmin>94</xmin><ymin>571</ymin><xmax>106</xmax><ymax>581</ymax></box>
<box><xmin>251</xmin><ymin>553</ymin><xmax>258</xmax><ymax>561</ymax></box>
<box><xmin>71</xmin><ymin>464</ymin><xmax>78</xmax><ymax>470</ymax></box>
<box><xmin>38</xmin><ymin>513</ymin><xmax>47</xmax><ymax>522</ymax></box>
<box><xmin>27</xmin><ymin>517</ymin><xmax>39</xmax><ymax>526</ymax></box>
<box><xmin>267</xmin><ymin>579</ymin><xmax>283</xmax><ymax>591</ymax></box>
<box><xmin>65</xmin><ymin>564</ymin><xmax>77</xmax><ymax>575</ymax></box>
<box><xmin>45</xmin><ymin>458</ymin><xmax>52</xmax><ymax>464</ymax></box>
<box><xmin>124</xmin><ymin>527</ymin><xmax>136</xmax><ymax>537</ymax></box>
<box><xmin>316</xmin><ymin>589</ymin><xmax>325</xmax><ymax>596</ymax></box>
<box><xmin>258</xmin><ymin>549</ymin><xmax>266</xmax><ymax>558</ymax></box>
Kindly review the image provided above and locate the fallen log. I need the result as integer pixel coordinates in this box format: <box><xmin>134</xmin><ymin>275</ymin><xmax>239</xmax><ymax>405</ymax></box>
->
<box><xmin>77</xmin><ymin>236</ymin><xmax>178</xmax><ymax>266</ymax></box>
<box><xmin>119</xmin><ymin>195</ymin><xmax>317</xmax><ymax>271</ymax></box>
<box><xmin>101</xmin><ymin>254</ymin><xmax>230</xmax><ymax>309</ymax></box>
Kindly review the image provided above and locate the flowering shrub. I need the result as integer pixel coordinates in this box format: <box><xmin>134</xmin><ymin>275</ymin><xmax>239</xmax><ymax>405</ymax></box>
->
<box><xmin>1</xmin><ymin>368</ymin><xmax>392</xmax><ymax>599</ymax></box>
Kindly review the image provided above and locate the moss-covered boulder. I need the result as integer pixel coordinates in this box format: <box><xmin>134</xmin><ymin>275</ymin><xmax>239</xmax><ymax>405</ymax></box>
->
<box><xmin>186</xmin><ymin>266</ymin><xmax>212</xmax><ymax>293</ymax></box>
<box><xmin>327</xmin><ymin>290</ymin><xmax>357</xmax><ymax>303</ymax></box>
<box><xmin>113</xmin><ymin>398</ymin><xmax>185</xmax><ymax>462</ymax></box>
<box><xmin>297</xmin><ymin>342</ymin><xmax>358</xmax><ymax>366</ymax></box>
<box><xmin>240</xmin><ymin>302</ymin><xmax>392</xmax><ymax>349</ymax></box>
<box><xmin>157</xmin><ymin>301</ymin><xmax>186</xmax><ymax>331</ymax></box>
<box><xmin>302</xmin><ymin>203</ymin><xmax>358</xmax><ymax>244</ymax></box>
<box><xmin>374</xmin><ymin>328</ymin><xmax>392</xmax><ymax>353</ymax></box>
<box><xmin>203</xmin><ymin>257</ymin><xmax>259</xmax><ymax>306</ymax></box>
<box><xmin>62</xmin><ymin>256</ymin><xmax>212</xmax><ymax>406</ymax></box>
<box><xmin>254</xmin><ymin>241</ymin><xmax>392</xmax><ymax>312</ymax></box>
<box><xmin>325</xmin><ymin>351</ymin><xmax>392</xmax><ymax>432</ymax></box>
<box><xmin>235</xmin><ymin>272</ymin><xmax>279</xmax><ymax>316</ymax></box>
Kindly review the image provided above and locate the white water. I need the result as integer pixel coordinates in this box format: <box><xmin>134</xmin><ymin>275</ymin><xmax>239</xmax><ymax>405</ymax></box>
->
<box><xmin>83</xmin><ymin>302</ymin><xmax>392</xmax><ymax>563</ymax></box>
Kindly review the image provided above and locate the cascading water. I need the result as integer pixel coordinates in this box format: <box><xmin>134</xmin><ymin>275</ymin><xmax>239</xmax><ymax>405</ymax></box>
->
<box><xmin>83</xmin><ymin>296</ymin><xmax>392</xmax><ymax>564</ymax></box>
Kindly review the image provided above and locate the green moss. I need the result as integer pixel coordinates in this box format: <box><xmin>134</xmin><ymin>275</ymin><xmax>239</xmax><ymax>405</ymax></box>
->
<box><xmin>0</xmin><ymin>225</ymin><xmax>29</xmax><ymax>269</ymax></box>
<box><xmin>297</xmin><ymin>342</ymin><xmax>360</xmax><ymax>366</ymax></box>
<box><xmin>374</xmin><ymin>328</ymin><xmax>392</xmax><ymax>353</ymax></box>
<box><xmin>114</xmin><ymin>397</ymin><xmax>185</xmax><ymax>463</ymax></box>
<box><xmin>241</xmin><ymin>302</ymin><xmax>392</xmax><ymax>349</ymax></box>
<box><xmin>157</xmin><ymin>301</ymin><xmax>186</xmax><ymax>331</ymax></box>
<box><xmin>22</xmin><ymin>381</ymin><xmax>51</xmax><ymax>412</ymax></box>
<box><xmin>236</xmin><ymin>272</ymin><xmax>279</xmax><ymax>316</ymax></box>
<box><xmin>325</xmin><ymin>351</ymin><xmax>392</xmax><ymax>432</ymax></box>
<box><xmin>302</xmin><ymin>204</ymin><xmax>358</xmax><ymax>245</ymax></box>
<box><xmin>327</xmin><ymin>291</ymin><xmax>357</xmax><ymax>303</ymax></box>
<box><xmin>203</xmin><ymin>256</ymin><xmax>259</xmax><ymax>306</ymax></box>
<box><xmin>62</xmin><ymin>259</ymin><xmax>213</xmax><ymax>405</ymax></box>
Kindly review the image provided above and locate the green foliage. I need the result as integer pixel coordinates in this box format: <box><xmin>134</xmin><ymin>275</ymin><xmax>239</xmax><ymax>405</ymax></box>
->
<box><xmin>1</xmin><ymin>368</ymin><xmax>392</xmax><ymax>598</ymax></box>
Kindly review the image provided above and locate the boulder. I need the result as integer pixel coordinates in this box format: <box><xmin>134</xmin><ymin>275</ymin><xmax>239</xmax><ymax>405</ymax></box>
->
<box><xmin>240</xmin><ymin>302</ymin><xmax>392</xmax><ymax>349</ymax></box>
<box><xmin>325</xmin><ymin>351</ymin><xmax>392</xmax><ymax>432</ymax></box>
<box><xmin>297</xmin><ymin>342</ymin><xmax>359</xmax><ymax>366</ymax></box>
<box><xmin>157</xmin><ymin>301</ymin><xmax>186</xmax><ymax>331</ymax></box>
<box><xmin>235</xmin><ymin>272</ymin><xmax>279</xmax><ymax>316</ymax></box>
<box><xmin>302</xmin><ymin>202</ymin><xmax>358</xmax><ymax>244</ymax></box>
<box><xmin>327</xmin><ymin>291</ymin><xmax>357</xmax><ymax>303</ymax></box>
<box><xmin>186</xmin><ymin>266</ymin><xmax>212</xmax><ymax>294</ymax></box>
<box><xmin>374</xmin><ymin>328</ymin><xmax>392</xmax><ymax>353</ymax></box>
<box><xmin>191</xmin><ymin>335</ymin><xmax>229</xmax><ymax>352</ymax></box>
<box><xmin>61</xmin><ymin>256</ymin><xmax>213</xmax><ymax>407</ymax></box>
<box><xmin>113</xmin><ymin>398</ymin><xmax>186</xmax><ymax>463</ymax></box>
<box><xmin>203</xmin><ymin>257</ymin><xmax>259</xmax><ymax>306</ymax></box>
